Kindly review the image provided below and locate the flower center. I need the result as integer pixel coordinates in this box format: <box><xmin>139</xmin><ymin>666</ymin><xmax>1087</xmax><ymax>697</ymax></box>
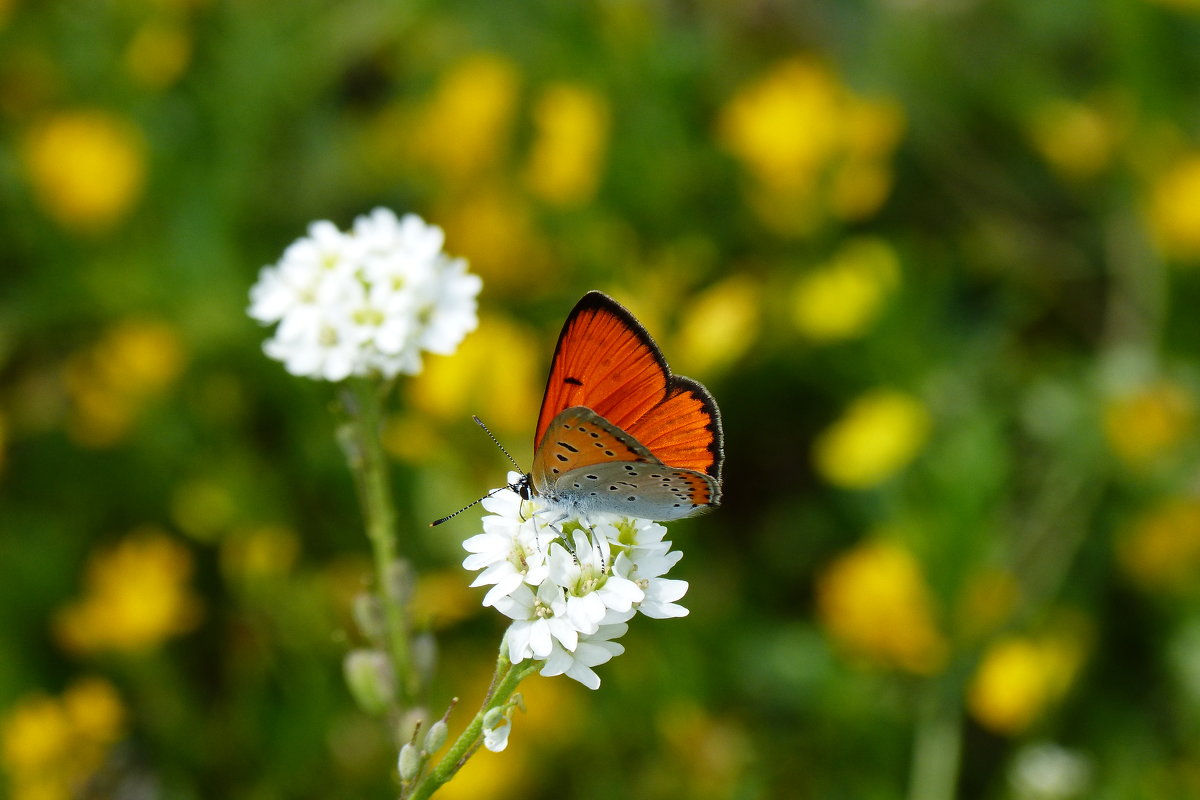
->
<box><xmin>353</xmin><ymin>307</ymin><xmax>384</xmax><ymax>327</ymax></box>
<box><xmin>318</xmin><ymin>325</ymin><xmax>339</xmax><ymax>347</ymax></box>
<box><xmin>577</xmin><ymin>570</ymin><xmax>605</xmax><ymax>596</ymax></box>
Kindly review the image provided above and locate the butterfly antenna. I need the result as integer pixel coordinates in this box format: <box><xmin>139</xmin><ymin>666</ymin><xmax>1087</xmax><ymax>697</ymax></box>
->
<box><xmin>430</xmin><ymin>417</ymin><xmax>527</xmax><ymax>527</ymax></box>
<box><xmin>472</xmin><ymin>415</ymin><xmax>523</xmax><ymax>471</ymax></box>
<box><xmin>429</xmin><ymin>487</ymin><xmax>504</xmax><ymax>527</ymax></box>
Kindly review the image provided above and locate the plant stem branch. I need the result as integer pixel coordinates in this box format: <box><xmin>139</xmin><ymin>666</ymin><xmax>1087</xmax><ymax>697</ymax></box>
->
<box><xmin>340</xmin><ymin>378</ymin><xmax>414</xmax><ymax>706</ymax></box>
<box><xmin>406</xmin><ymin>646</ymin><xmax>542</xmax><ymax>800</ymax></box>
<box><xmin>907</xmin><ymin>682</ymin><xmax>961</xmax><ymax>800</ymax></box>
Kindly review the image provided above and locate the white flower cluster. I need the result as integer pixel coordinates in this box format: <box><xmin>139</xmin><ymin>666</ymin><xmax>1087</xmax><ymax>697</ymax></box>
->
<box><xmin>463</xmin><ymin>472</ymin><xmax>689</xmax><ymax>693</ymax></box>
<box><xmin>248</xmin><ymin>209</ymin><xmax>481</xmax><ymax>381</ymax></box>
<box><xmin>1009</xmin><ymin>741</ymin><xmax>1092</xmax><ymax>800</ymax></box>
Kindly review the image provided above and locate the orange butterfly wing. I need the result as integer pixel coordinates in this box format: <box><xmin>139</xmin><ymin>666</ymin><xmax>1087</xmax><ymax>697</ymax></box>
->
<box><xmin>533</xmin><ymin>291</ymin><xmax>723</xmax><ymax>483</ymax></box>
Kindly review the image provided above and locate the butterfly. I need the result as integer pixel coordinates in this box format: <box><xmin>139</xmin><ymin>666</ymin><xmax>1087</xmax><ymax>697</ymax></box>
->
<box><xmin>512</xmin><ymin>291</ymin><xmax>723</xmax><ymax>521</ymax></box>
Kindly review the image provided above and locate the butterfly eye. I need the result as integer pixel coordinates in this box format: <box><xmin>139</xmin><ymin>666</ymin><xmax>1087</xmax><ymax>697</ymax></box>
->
<box><xmin>512</xmin><ymin>475</ymin><xmax>534</xmax><ymax>500</ymax></box>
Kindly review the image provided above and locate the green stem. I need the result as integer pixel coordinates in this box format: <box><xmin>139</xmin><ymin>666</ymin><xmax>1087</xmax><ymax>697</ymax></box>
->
<box><xmin>340</xmin><ymin>378</ymin><xmax>414</xmax><ymax>706</ymax></box>
<box><xmin>907</xmin><ymin>681</ymin><xmax>961</xmax><ymax>800</ymax></box>
<box><xmin>406</xmin><ymin>647</ymin><xmax>543</xmax><ymax>800</ymax></box>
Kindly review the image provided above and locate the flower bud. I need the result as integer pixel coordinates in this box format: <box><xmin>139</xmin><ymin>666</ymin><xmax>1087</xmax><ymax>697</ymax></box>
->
<box><xmin>387</xmin><ymin>559</ymin><xmax>414</xmax><ymax>605</ymax></box>
<box><xmin>412</xmin><ymin>632</ymin><xmax>438</xmax><ymax>684</ymax></box>
<box><xmin>343</xmin><ymin>649</ymin><xmax>395</xmax><ymax>715</ymax></box>
<box><xmin>396</xmin><ymin>708</ymin><xmax>427</xmax><ymax>744</ymax></box>
<box><xmin>482</xmin><ymin>706</ymin><xmax>505</xmax><ymax>729</ymax></box>
<box><xmin>423</xmin><ymin>719</ymin><xmax>448</xmax><ymax>755</ymax></box>
<box><xmin>397</xmin><ymin>742</ymin><xmax>421</xmax><ymax>781</ymax></box>
<box><xmin>352</xmin><ymin>593</ymin><xmax>386</xmax><ymax>641</ymax></box>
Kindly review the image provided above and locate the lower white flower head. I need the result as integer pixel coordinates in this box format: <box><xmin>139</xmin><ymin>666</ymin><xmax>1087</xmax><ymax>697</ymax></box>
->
<box><xmin>249</xmin><ymin>209</ymin><xmax>481</xmax><ymax>381</ymax></box>
<box><xmin>462</xmin><ymin>473</ymin><xmax>689</xmax><ymax>689</ymax></box>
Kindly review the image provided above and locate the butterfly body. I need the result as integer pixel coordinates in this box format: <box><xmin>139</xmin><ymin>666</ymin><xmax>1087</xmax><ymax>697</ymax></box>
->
<box><xmin>522</xmin><ymin>292</ymin><xmax>723</xmax><ymax>522</ymax></box>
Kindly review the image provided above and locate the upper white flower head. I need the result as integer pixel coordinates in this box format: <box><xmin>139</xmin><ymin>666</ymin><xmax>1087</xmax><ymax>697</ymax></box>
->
<box><xmin>248</xmin><ymin>209</ymin><xmax>482</xmax><ymax>381</ymax></box>
<box><xmin>463</xmin><ymin>472</ymin><xmax>689</xmax><ymax>690</ymax></box>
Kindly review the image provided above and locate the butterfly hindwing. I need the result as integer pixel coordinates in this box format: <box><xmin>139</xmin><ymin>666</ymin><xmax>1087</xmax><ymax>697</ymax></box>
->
<box><xmin>552</xmin><ymin>462</ymin><xmax>718</xmax><ymax>521</ymax></box>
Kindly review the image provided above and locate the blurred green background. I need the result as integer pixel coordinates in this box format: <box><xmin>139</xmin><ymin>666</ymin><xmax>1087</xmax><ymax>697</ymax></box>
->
<box><xmin>3</xmin><ymin>0</ymin><xmax>1200</xmax><ymax>798</ymax></box>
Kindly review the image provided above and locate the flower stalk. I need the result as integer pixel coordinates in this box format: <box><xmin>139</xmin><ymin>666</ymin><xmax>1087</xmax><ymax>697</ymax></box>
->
<box><xmin>339</xmin><ymin>377</ymin><xmax>415</xmax><ymax>706</ymax></box>
<box><xmin>907</xmin><ymin>682</ymin><xmax>961</xmax><ymax>800</ymax></box>
<box><xmin>405</xmin><ymin>644</ymin><xmax>542</xmax><ymax>800</ymax></box>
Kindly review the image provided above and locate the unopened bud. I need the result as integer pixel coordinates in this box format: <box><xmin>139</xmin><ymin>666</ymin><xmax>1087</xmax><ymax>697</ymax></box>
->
<box><xmin>396</xmin><ymin>708</ymin><xmax>427</xmax><ymax>744</ymax></box>
<box><xmin>352</xmin><ymin>593</ymin><xmax>385</xmax><ymax>641</ymax></box>
<box><xmin>387</xmin><ymin>560</ymin><xmax>414</xmax><ymax>605</ymax></box>
<box><xmin>343</xmin><ymin>649</ymin><xmax>395</xmax><ymax>715</ymax></box>
<box><xmin>412</xmin><ymin>632</ymin><xmax>438</xmax><ymax>683</ymax></box>
<box><xmin>423</xmin><ymin>719</ymin><xmax>448</xmax><ymax>755</ymax></box>
<box><xmin>482</xmin><ymin>706</ymin><xmax>505</xmax><ymax>729</ymax></box>
<box><xmin>397</xmin><ymin>743</ymin><xmax>421</xmax><ymax>781</ymax></box>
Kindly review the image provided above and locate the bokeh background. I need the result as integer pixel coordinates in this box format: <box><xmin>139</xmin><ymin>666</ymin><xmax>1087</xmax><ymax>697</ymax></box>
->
<box><xmin>4</xmin><ymin>0</ymin><xmax>1200</xmax><ymax>798</ymax></box>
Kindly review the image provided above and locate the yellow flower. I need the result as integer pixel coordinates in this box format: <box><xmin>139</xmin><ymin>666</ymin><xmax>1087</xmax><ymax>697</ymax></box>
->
<box><xmin>437</xmin><ymin>186</ymin><xmax>550</xmax><ymax>287</ymax></box>
<box><xmin>524</xmin><ymin>83</ymin><xmax>609</xmax><ymax>206</ymax></box>
<box><xmin>831</xmin><ymin>98</ymin><xmax>905</xmax><ymax>220</ymax></box>
<box><xmin>1</xmin><ymin>677</ymin><xmax>125</xmax><ymax>800</ymax></box>
<box><xmin>1</xmin><ymin>698</ymin><xmax>71</xmax><ymax>777</ymax></box>
<box><xmin>816</xmin><ymin>538</ymin><xmax>948</xmax><ymax>675</ymax></box>
<box><xmin>1147</xmin><ymin>153</ymin><xmax>1200</xmax><ymax>261</ymax></box>
<box><xmin>1027</xmin><ymin>98</ymin><xmax>1121</xmax><ymax>179</ymax></box>
<box><xmin>813</xmin><ymin>389</ymin><xmax>931</xmax><ymax>489</ymax></box>
<box><xmin>23</xmin><ymin>110</ymin><xmax>146</xmax><ymax>232</ymax></box>
<box><xmin>829</xmin><ymin>158</ymin><xmax>894</xmax><ymax>221</ymax></box>
<box><xmin>674</xmin><ymin>276</ymin><xmax>761</xmax><ymax>376</ymax></box>
<box><xmin>220</xmin><ymin>524</ymin><xmax>300</xmax><ymax>581</ymax></box>
<box><xmin>718</xmin><ymin>58</ymin><xmax>905</xmax><ymax>233</ymax></box>
<box><xmin>123</xmin><ymin>20</ymin><xmax>192</xmax><ymax>90</ymax></box>
<box><xmin>842</xmin><ymin>97</ymin><xmax>906</xmax><ymax>162</ymax></box>
<box><xmin>407</xmin><ymin>314</ymin><xmax>539</xmax><ymax>435</ymax></box>
<box><xmin>411</xmin><ymin>54</ymin><xmax>520</xmax><ymax>183</ymax></box>
<box><xmin>170</xmin><ymin>478</ymin><xmax>235</xmax><ymax>541</ymax></box>
<box><xmin>718</xmin><ymin>58</ymin><xmax>842</xmax><ymax>193</ymax></box>
<box><xmin>60</xmin><ymin>679</ymin><xmax>125</xmax><ymax>745</ymax></box>
<box><xmin>792</xmin><ymin>237</ymin><xmax>900</xmax><ymax>341</ymax></box>
<box><xmin>967</xmin><ymin>632</ymin><xmax>1085</xmax><ymax>735</ymax></box>
<box><xmin>63</xmin><ymin>318</ymin><xmax>186</xmax><ymax>448</ymax></box>
<box><xmin>1102</xmin><ymin>380</ymin><xmax>1194</xmax><ymax>468</ymax></box>
<box><xmin>1117</xmin><ymin>498</ymin><xmax>1200</xmax><ymax>591</ymax></box>
<box><xmin>410</xmin><ymin>569</ymin><xmax>480</xmax><ymax>630</ymax></box>
<box><xmin>54</xmin><ymin>528</ymin><xmax>203</xmax><ymax>654</ymax></box>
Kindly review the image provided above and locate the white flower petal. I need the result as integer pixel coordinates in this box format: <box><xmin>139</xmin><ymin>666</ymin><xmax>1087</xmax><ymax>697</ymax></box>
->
<box><xmin>483</xmin><ymin>717</ymin><xmax>511</xmax><ymax>752</ymax></box>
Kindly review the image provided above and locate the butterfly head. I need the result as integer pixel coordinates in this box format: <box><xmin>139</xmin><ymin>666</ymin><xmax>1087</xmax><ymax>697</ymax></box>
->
<box><xmin>511</xmin><ymin>473</ymin><xmax>535</xmax><ymax>501</ymax></box>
